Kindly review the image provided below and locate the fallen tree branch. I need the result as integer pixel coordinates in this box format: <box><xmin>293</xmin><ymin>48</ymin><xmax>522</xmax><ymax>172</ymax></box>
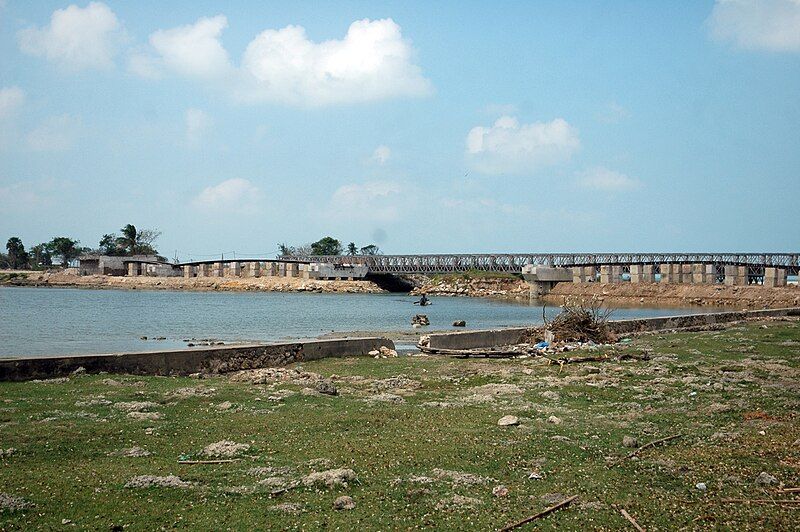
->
<box><xmin>718</xmin><ymin>498</ymin><xmax>800</xmax><ymax>505</ymax></box>
<box><xmin>620</xmin><ymin>508</ymin><xmax>645</xmax><ymax>531</ymax></box>
<box><xmin>624</xmin><ymin>434</ymin><xmax>682</xmax><ymax>460</ymax></box>
<box><xmin>177</xmin><ymin>459</ymin><xmax>238</xmax><ymax>464</ymax></box>
<box><xmin>498</xmin><ymin>494</ymin><xmax>578</xmax><ymax>531</ymax></box>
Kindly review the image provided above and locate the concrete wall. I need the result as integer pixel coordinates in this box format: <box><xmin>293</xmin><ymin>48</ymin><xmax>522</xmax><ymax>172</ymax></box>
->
<box><xmin>423</xmin><ymin>307</ymin><xmax>800</xmax><ymax>351</ymax></box>
<box><xmin>0</xmin><ymin>337</ymin><xmax>394</xmax><ymax>382</ymax></box>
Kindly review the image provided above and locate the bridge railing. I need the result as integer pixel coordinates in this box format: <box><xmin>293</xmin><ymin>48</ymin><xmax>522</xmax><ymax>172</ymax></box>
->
<box><xmin>290</xmin><ymin>253</ymin><xmax>800</xmax><ymax>274</ymax></box>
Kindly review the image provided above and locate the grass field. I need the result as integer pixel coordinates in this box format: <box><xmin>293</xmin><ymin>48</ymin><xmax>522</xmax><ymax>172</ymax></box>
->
<box><xmin>1</xmin><ymin>320</ymin><xmax>798</xmax><ymax>530</ymax></box>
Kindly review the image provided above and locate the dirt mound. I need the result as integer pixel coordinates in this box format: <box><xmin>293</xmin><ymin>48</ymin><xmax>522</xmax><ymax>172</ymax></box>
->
<box><xmin>201</xmin><ymin>440</ymin><xmax>250</xmax><ymax>458</ymax></box>
<box><xmin>302</xmin><ymin>468</ymin><xmax>357</xmax><ymax>488</ymax></box>
<box><xmin>114</xmin><ymin>401</ymin><xmax>159</xmax><ymax>412</ymax></box>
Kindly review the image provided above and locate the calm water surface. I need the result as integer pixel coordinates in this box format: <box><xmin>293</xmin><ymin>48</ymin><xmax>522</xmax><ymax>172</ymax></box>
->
<box><xmin>0</xmin><ymin>287</ymin><xmax>717</xmax><ymax>357</ymax></box>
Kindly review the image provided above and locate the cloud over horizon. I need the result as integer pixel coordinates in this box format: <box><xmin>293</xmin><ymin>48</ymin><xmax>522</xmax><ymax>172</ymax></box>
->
<box><xmin>191</xmin><ymin>178</ymin><xmax>262</xmax><ymax>212</ymax></box>
<box><xmin>577</xmin><ymin>167</ymin><xmax>640</xmax><ymax>191</ymax></box>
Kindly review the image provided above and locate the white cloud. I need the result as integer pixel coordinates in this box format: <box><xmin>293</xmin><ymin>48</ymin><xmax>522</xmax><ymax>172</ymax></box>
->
<box><xmin>466</xmin><ymin>116</ymin><xmax>580</xmax><ymax>175</ymax></box>
<box><xmin>134</xmin><ymin>16</ymin><xmax>430</xmax><ymax>106</ymax></box>
<box><xmin>0</xmin><ymin>86</ymin><xmax>25</xmax><ymax>119</ymax></box>
<box><xmin>577</xmin><ymin>167</ymin><xmax>640</xmax><ymax>191</ymax></box>
<box><xmin>709</xmin><ymin>0</ymin><xmax>800</xmax><ymax>52</ymax></box>
<box><xmin>146</xmin><ymin>15</ymin><xmax>233</xmax><ymax>80</ymax></box>
<box><xmin>26</xmin><ymin>114</ymin><xmax>81</xmax><ymax>151</ymax></box>
<box><xmin>597</xmin><ymin>102</ymin><xmax>629</xmax><ymax>124</ymax></box>
<box><xmin>17</xmin><ymin>2</ymin><xmax>122</xmax><ymax>70</ymax></box>
<box><xmin>328</xmin><ymin>181</ymin><xmax>402</xmax><ymax>222</ymax></box>
<box><xmin>192</xmin><ymin>178</ymin><xmax>261</xmax><ymax>211</ymax></box>
<box><xmin>185</xmin><ymin>108</ymin><xmax>212</xmax><ymax>148</ymax></box>
<box><xmin>371</xmin><ymin>145</ymin><xmax>391</xmax><ymax>164</ymax></box>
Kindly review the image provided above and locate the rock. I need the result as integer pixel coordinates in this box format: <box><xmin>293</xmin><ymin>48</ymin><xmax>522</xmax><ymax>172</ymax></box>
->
<box><xmin>695</xmin><ymin>482</ymin><xmax>707</xmax><ymax>491</ymax></box>
<box><xmin>540</xmin><ymin>390</ymin><xmax>560</xmax><ymax>401</ymax></box>
<box><xmin>140</xmin><ymin>336</ymin><xmax>147</xmax><ymax>340</ymax></box>
<box><xmin>333</xmin><ymin>495</ymin><xmax>356</xmax><ymax>510</ymax></box>
<box><xmin>452</xmin><ymin>320</ymin><xmax>466</xmax><ymax>327</ymax></box>
<box><xmin>0</xmin><ymin>492</ymin><xmax>30</xmax><ymax>511</ymax></box>
<box><xmin>411</xmin><ymin>314</ymin><xmax>430</xmax><ymax>326</ymax></box>
<box><xmin>622</xmin><ymin>436</ymin><xmax>639</xmax><ymax>448</ymax></box>
<box><xmin>492</xmin><ymin>485</ymin><xmax>509</xmax><ymax>497</ymax></box>
<box><xmin>547</xmin><ymin>415</ymin><xmax>563</xmax><ymax>425</ymax></box>
<box><xmin>379</xmin><ymin>345</ymin><xmax>398</xmax><ymax>357</ymax></box>
<box><xmin>368</xmin><ymin>350</ymin><xmax>380</xmax><ymax>356</ymax></box>
<box><xmin>127</xmin><ymin>412</ymin><xmax>161</xmax><ymax>421</ymax></box>
<box><xmin>315</xmin><ymin>380</ymin><xmax>338</xmax><ymax>396</ymax></box>
<box><xmin>302</xmin><ymin>468</ymin><xmax>357</xmax><ymax>488</ymax></box>
<box><xmin>756</xmin><ymin>471</ymin><xmax>777</xmax><ymax>485</ymax></box>
<box><xmin>497</xmin><ymin>415</ymin><xmax>519</xmax><ymax>427</ymax></box>
<box><xmin>71</xmin><ymin>366</ymin><xmax>86</xmax><ymax>376</ymax></box>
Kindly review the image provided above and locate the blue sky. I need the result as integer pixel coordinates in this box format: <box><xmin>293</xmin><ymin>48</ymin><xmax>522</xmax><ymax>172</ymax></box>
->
<box><xmin>1</xmin><ymin>1</ymin><xmax>799</xmax><ymax>259</ymax></box>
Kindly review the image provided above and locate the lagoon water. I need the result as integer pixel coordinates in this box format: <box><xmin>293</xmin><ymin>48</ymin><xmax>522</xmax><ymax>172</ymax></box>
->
<box><xmin>0</xmin><ymin>286</ymin><xmax>716</xmax><ymax>357</ymax></box>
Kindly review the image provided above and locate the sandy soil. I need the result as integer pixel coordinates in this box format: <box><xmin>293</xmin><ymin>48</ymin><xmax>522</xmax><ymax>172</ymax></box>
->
<box><xmin>3</xmin><ymin>271</ymin><xmax>385</xmax><ymax>294</ymax></box>
<box><xmin>546</xmin><ymin>281</ymin><xmax>800</xmax><ymax>309</ymax></box>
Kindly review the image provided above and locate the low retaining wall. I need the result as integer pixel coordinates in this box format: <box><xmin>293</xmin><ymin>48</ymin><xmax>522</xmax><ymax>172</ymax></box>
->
<box><xmin>424</xmin><ymin>307</ymin><xmax>800</xmax><ymax>350</ymax></box>
<box><xmin>0</xmin><ymin>337</ymin><xmax>394</xmax><ymax>382</ymax></box>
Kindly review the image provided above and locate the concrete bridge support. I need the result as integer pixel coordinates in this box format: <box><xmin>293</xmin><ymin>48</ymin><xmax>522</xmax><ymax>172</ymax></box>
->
<box><xmin>299</xmin><ymin>264</ymin><xmax>310</xmax><ymax>279</ymax></box>
<box><xmin>600</xmin><ymin>265</ymin><xmax>621</xmax><ymax>284</ymax></box>
<box><xmin>211</xmin><ymin>262</ymin><xmax>223</xmax><ymax>277</ymax></box>
<box><xmin>197</xmin><ymin>264</ymin><xmax>209</xmax><ymax>277</ymax></box>
<box><xmin>127</xmin><ymin>263</ymin><xmax>139</xmax><ymax>277</ymax></box>
<box><xmin>183</xmin><ymin>265</ymin><xmax>193</xmax><ymax>278</ymax></box>
<box><xmin>230</xmin><ymin>262</ymin><xmax>241</xmax><ymax>277</ymax></box>
<box><xmin>285</xmin><ymin>263</ymin><xmax>297</xmax><ymax>278</ymax></box>
<box><xmin>660</xmin><ymin>264</ymin><xmax>676</xmax><ymax>283</ymax></box>
<box><xmin>572</xmin><ymin>267</ymin><xmax>586</xmax><ymax>283</ymax></box>
<box><xmin>724</xmin><ymin>265</ymin><xmax>748</xmax><ymax>286</ymax></box>
<box><xmin>763</xmin><ymin>267</ymin><xmax>787</xmax><ymax>287</ymax></box>
<box><xmin>630</xmin><ymin>264</ymin><xmax>655</xmax><ymax>283</ymax></box>
<box><xmin>244</xmin><ymin>262</ymin><xmax>260</xmax><ymax>278</ymax></box>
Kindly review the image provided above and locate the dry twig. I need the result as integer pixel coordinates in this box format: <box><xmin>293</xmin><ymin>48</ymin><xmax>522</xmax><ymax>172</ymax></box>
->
<box><xmin>498</xmin><ymin>495</ymin><xmax>578</xmax><ymax>531</ymax></box>
<box><xmin>177</xmin><ymin>459</ymin><xmax>238</xmax><ymax>464</ymax></box>
<box><xmin>620</xmin><ymin>508</ymin><xmax>645</xmax><ymax>531</ymax></box>
<box><xmin>623</xmin><ymin>434</ymin><xmax>682</xmax><ymax>460</ymax></box>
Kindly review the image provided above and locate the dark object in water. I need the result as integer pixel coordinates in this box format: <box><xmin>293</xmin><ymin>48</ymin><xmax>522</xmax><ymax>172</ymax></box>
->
<box><xmin>453</xmin><ymin>320</ymin><xmax>466</xmax><ymax>327</ymax></box>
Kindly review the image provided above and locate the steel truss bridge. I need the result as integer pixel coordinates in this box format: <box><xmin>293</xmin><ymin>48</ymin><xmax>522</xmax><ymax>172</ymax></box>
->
<box><xmin>292</xmin><ymin>253</ymin><xmax>800</xmax><ymax>275</ymax></box>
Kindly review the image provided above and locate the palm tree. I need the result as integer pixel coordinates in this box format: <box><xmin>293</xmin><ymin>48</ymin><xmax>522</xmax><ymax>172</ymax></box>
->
<box><xmin>347</xmin><ymin>242</ymin><xmax>358</xmax><ymax>256</ymax></box>
<box><xmin>119</xmin><ymin>224</ymin><xmax>138</xmax><ymax>255</ymax></box>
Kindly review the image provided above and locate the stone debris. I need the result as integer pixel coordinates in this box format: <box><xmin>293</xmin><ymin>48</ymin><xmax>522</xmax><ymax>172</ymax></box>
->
<box><xmin>314</xmin><ymin>380</ymin><xmax>338</xmax><ymax>396</ymax></box>
<box><xmin>412</xmin><ymin>314</ymin><xmax>430</xmax><ymax>327</ymax></box>
<box><xmin>31</xmin><ymin>377</ymin><xmax>69</xmax><ymax>384</ymax></box>
<box><xmin>622</xmin><ymin>436</ymin><xmax>639</xmax><ymax>448</ymax></box>
<box><xmin>127</xmin><ymin>412</ymin><xmax>161</xmax><ymax>421</ymax></box>
<box><xmin>271</xmin><ymin>502</ymin><xmax>302</xmax><ymax>514</ymax></box>
<box><xmin>540</xmin><ymin>390</ymin><xmax>560</xmax><ymax>401</ymax></box>
<box><xmin>373</xmin><ymin>346</ymin><xmax>399</xmax><ymax>359</ymax></box>
<box><xmin>124</xmin><ymin>475</ymin><xmax>193</xmax><ymax>489</ymax></box>
<box><xmin>302</xmin><ymin>468</ymin><xmax>357</xmax><ymax>488</ymax></box>
<box><xmin>492</xmin><ymin>485</ymin><xmax>509</xmax><ymax>497</ymax></box>
<box><xmin>114</xmin><ymin>401</ymin><xmax>159</xmax><ymax>412</ymax></box>
<box><xmin>470</xmin><ymin>383</ymin><xmax>523</xmax><ymax>396</ymax></box>
<box><xmin>433</xmin><ymin>468</ymin><xmax>494</xmax><ymax>486</ymax></box>
<box><xmin>230</xmin><ymin>368</ymin><xmax>322</xmax><ymax>387</ymax></box>
<box><xmin>257</xmin><ymin>476</ymin><xmax>289</xmax><ymax>489</ymax></box>
<box><xmin>167</xmin><ymin>387</ymin><xmax>216</xmax><ymax>399</ymax></box>
<box><xmin>215</xmin><ymin>401</ymin><xmax>235</xmax><ymax>411</ymax></box>
<box><xmin>201</xmin><ymin>440</ymin><xmax>250</xmax><ymax>458</ymax></box>
<box><xmin>75</xmin><ymin>398</ymin><xmax>112</xmax><ymax>407</ymax></box>
<box><xmin>497</xmin><ymin>415</ymin><xmax>519</xmax><ymax>427</ymax></box>
<box><xmin>453</xmin><ymin>320</ymin><xmax>467</xmax><ymax>327</ymax></box>
<box><xmin>333</xmin><ymin>495</ymin><xmax>356</xmax><ymax>510</ymax></box>
<box><xmin>540</xmin><ymin>492</ymin><xmax>568</xmax><ymax>505</ymax></box>
<box><xmin>435</xmin><ymin>494</ymin><xmax>483</xmax><ymax>510</ymax></box>
<box><xmin>547</xmin><ymin>415</ymin><xmax>563</xmax><ymax>425</ymax></box>
<box><xmin>371</xmin><ymin>376</ymin><xmax>421</xmax><ymax>392</ymax></box>
<box><xmin>112</xmin><ymin>446</ymin><xmax>151</xmax><ymax>457</ymax></box>
<box><xmin>756</xmin><ymin>471</ymin><xmax>777</xmax><ymax>485</ymax></box>
<box><xmin>695</xmin><ymin>482</ymin><xmax>707</xmax><ymax>491</ymax></box>
<box><xmin>0</xmin><ymin>448</ymin><xmax>17</xmax><ymax>458</ymax></box>
<box><xmin>365</xmin><ymin>393</ymin><xmax>405</xmax><ymax>404</ymax></box>
<box><xmin>0</xmin><ymin>493</ymin><xmax>30</xmax><ymax>511</ymax></box>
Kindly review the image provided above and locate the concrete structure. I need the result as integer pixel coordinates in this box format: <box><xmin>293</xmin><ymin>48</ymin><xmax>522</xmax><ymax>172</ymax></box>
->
<box><xmin>0</xmin><ymin>336</ymin><xmax>395</xmax><ymax>382</ymax></box>
<box><xmin>421</xmin><ymin>307</ymin><xmax>800</xmax><ymax>352</ymax></box>
<box><xmin>764</xmin><ymin>267</ymin><xmax>787</xmax><ymax>287</ymax></box>
<box><xmin>521</xmin><ymin>265</ymin><xmax>574</xmax><ymax>295</ymax></box>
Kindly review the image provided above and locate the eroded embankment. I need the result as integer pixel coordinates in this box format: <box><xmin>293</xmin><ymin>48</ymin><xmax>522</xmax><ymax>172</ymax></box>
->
<box><xmin>0</xmin><ymin>272</ymin><xmax>385</xmax><ymax>294</ymax></box>
<box><xmin>545</xmin><ymin>282</ymin><xmax>800</xmax><ymax>309</ymax></box>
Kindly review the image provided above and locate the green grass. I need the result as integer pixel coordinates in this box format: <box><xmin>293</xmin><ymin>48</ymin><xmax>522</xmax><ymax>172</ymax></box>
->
<box><xmin>1</xmin><ymin>321</ymin><xmax>798</xmax><ymax>530</ymax></box>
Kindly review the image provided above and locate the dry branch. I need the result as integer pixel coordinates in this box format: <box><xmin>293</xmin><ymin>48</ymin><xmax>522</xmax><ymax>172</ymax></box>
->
<box><xmin>620</xmin><ymin>508</ymin><xmax>646</xmax><ymax>531</ymax></box>
<box><xmin>498</xmin><ymin>494</ymin><xmax>578</xmax><ymax>531</ymax></box>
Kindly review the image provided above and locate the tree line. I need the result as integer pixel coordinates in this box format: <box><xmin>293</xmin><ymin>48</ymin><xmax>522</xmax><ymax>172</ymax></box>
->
<box><xmin>278</xmin><ymin>236</ymin><xmax>381</xmax><ymax>257</ymax></box>
<box><xmin>1</xmin><ymin>224</ymin><xmax>161</xmax><ymax>270</ymax></box>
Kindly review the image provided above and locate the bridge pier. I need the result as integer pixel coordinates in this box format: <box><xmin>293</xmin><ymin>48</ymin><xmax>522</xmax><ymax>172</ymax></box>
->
<box><xmin>229</xmin><ymin>262</ymin><xmax>241</xmax><ymax>277</ymax></box>
<box><xmin>127</xmin><ymin>263</ymin><xmax>139</xmax><ymax>277</ymax></box>
<box><xmin>183</xmin><ymin>265</ymin><xmax>193</xmax><ymax>278</ymax></box>
<box><xmin>763</xmin><ymin>267</ymin><xmax>787</xmax><ymax>287</ymax></box>
<box><xmin>724</xmin><ymin>265</ymin><xmax>746</xmax><ymax>286</ymax></box>
<box><xmin>599</xmin><ymin>265</ymin><xmax>621</xmax><ymax>284</ymax></box>
<box><xmin>243</xmin><ymin>262</ymin><xmax>260</xmax><ymax>278</ymax></box>
<box><xmin>211</xmin><ymin>262</ymin><xmax>223</xmax><ymax>277</ymax></box>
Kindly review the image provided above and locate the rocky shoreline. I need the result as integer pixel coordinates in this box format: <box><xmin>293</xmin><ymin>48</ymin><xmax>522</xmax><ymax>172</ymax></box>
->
<box><xmin>410</xmin><ymin>276</ymin><xmax>529</xmax><ymax>300</ymax></box>
<box><xmin>0</xmin><ymin>271</ymin><xmax>386</xmax><ymax>294</ymax></box>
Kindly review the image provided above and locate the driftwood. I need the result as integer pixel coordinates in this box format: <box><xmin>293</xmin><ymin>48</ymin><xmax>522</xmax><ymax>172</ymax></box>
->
<box><xmin>620</xmin><ymin>508</ymin><xmax>645</xmax><ymax>531</ymax></box>
<box><xmin>498</xmin><ymin>495</ymin><xmax>578</xmax><ymax>531</ymax></box>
